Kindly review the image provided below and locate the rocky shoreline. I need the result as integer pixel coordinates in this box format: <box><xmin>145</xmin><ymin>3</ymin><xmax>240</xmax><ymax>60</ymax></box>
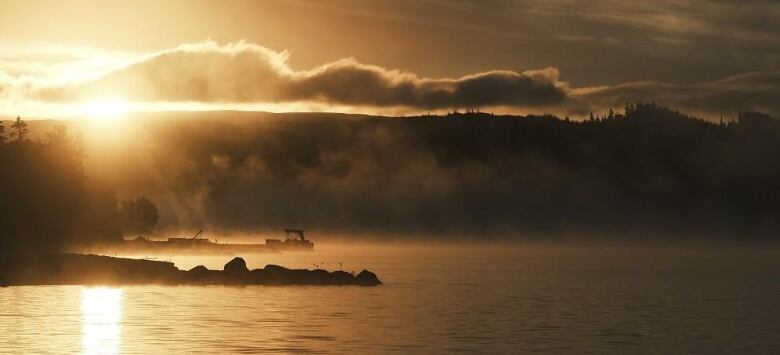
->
<box><xmin>1</xmin><ymin>254</ymin><xmax>381</xmax><ymax>287</ymax></box>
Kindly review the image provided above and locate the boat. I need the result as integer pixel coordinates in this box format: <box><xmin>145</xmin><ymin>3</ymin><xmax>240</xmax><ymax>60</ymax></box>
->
<box><xmin>265</xmin><ymin>229</ymin><xmax>314</xmax><ymax>251</ymax></box>
<box><xmin>116</xmin><ymin>229</ymin><xmax>313</xmax><ymax>253</ymax></box>
<box><xmin>164</xmin><ymin>230</ymin><xmax>213</xmax><ymax>247</ymax></box>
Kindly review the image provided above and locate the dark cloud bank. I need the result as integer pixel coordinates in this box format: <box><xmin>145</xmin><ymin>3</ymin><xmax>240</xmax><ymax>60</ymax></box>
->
<box><xmin>77</xmin><ymin>104</ymin><xmax>780</xmax><ymax>239</ymax></box>
<box><xmin>38</xmin><ymin>42</ymin><xmax>780</xmax><ymax>118</ymax></box>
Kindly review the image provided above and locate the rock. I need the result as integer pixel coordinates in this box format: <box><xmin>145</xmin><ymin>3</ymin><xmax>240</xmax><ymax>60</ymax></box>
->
<box><xmin>307</xmin><ymin>269</ymin><xmax>330</xmax><ymax>284</ymax></box>
<box><xmin>264</xmin><ymin>264</ymin><xmax>288</xmax><ymax>272</ymax></box>
<box><xmin>188</xmin><ymin>265</ymin><xmax>209</xmax><ymax>273</ymax></box>
<box><xmin>330</xmin><ymin>270</ymin><xmax>355</xmax><ymax>285</ymax></box>
<box><xmin>186</xmin><ymin>264</ymin><xmax>220</xmax><ymax>283</ymax></box>
<box><xmin>224</xmin><ymin>257</ymin><xmax>249</xmax><ymax>274</ymax></box>
<box><xmin>356</xmin><ymin>269</ymin><xmax>382</xmax><ymax>286</ymax></box>
<box><xmin>4</xmin><ymin>253</ymin><xmax>382</xmax><ymax>287</ymax></box>
<box><xmin>248</xmin><ymin>269</ymin><xmax>268</xmax><ymax>283</ymax></box>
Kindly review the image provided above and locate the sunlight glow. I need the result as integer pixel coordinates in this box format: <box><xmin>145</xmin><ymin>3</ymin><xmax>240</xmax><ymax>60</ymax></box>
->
<box><xmin>81</xmin><ymin>287</ymin><xmax>122</xmax><ymax>355</ymax></box>
<box><xmin>84</xmin><ymin>98</ymin><xmax>129</xmax><ymax>120</ymax></box>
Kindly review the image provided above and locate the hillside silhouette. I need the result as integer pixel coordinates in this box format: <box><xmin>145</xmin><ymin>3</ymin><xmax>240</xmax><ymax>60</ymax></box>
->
<box><xmin>3</xmin><ymin>103</ymin><xmax>780</xmax><ymax>251</ymax></box>
<box><xmin>51</xmin><ymin>103</ymin><xmax>776</xmax><ymax>239</ymax></box>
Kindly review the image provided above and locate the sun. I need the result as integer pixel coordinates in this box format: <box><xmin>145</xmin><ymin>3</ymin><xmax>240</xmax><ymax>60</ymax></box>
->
<box><xmin>84</xmin><ymin>98</ymin><xmax>129</xmax><ymax>120</ymax></box>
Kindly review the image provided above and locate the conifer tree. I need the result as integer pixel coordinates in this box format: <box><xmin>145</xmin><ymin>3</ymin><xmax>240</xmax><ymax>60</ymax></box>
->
<box><xmin>10</xmin><ymin>116</ymin><xmax>29</xmax><ymax>141</ymax></box>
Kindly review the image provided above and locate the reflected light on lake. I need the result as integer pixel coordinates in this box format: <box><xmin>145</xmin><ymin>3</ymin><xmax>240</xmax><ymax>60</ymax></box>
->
<box><xmin>81</xmin><ymin>288</ymin><xmax>122</xmax><ymax>355</ymax></box>
<box><xmin>0</xmin><ymin>245</ymin><xmax>778</xmax><ymax>353</ymax></box>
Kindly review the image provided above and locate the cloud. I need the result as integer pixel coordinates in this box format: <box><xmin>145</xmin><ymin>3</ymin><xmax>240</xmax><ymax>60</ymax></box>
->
<box><xmin>570</xmin><ymin>71</ymin><xmax>780</xmax><ymax>117</ymax></box>
<box><xmin>37</xmin><ymin>41</ymin><xmax>568</xmax><ymax>110</ymax></box>
<box><xmin>550</xmin><ymin>0</ymin><xmax>780</xmax><ymax>44</ymax></box>
<box><xmin>18</xmin><ymin>41</ymin><xmax>780</xmax><ymax>120</ymax></box>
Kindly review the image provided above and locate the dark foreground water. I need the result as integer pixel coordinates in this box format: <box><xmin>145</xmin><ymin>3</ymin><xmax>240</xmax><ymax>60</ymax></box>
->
<box><xmin>1</xmin><ymin>243</ymin><xmax>778</xmax><ymax>354</ymax></box>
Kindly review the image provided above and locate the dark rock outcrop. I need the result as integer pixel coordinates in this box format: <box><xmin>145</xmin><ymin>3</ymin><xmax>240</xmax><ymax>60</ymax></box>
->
<box><xmin>2</xmin><ymin>253</ymin><xmax>382</xmax><ymax>287</ymax></box>
<box><xmin>356</xmin><ymin>270</ymin><xmax>382</xmax><ymax>286</ymax></box>
<box><xmin>264</xmin><ymin>264</ymin><xmax>288</xmax><ymax>272</ymax></box>
<box><xmin>224</xmin><ymin>257</ymin><xmax>249</xmax><ymax>274</ymax></box>
<box><xmin>188</xmin><ymin>265</ymin><xmax>209</xmax><ymax>273</ymax></box>
<box><xmin>331</xmin><ymin>270</ymin><xmax>357</xmax><ymax>284</ymax></box>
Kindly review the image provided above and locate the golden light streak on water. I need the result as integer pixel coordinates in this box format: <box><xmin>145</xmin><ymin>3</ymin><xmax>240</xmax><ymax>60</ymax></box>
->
<box><xmin>0</xmin><ymin>244</ymin><xmax>778</xmax><ymax>353</ymax></box>
<box><xmin>81</xmin><ymin>287</ymin><xmax>122</xmax><ymax>355</ymax></box>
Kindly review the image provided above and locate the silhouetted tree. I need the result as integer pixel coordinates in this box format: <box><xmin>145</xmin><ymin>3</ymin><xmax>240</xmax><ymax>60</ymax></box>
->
<box><xmin>119</xmin><ymin>196</ymin><xmax>159</xmax><ymax>235</ymax></box>
<box><xmin>0</xmin><ymin>124</ymin><xmax>130</xmax><ymax>274</ymax></box>
<box><xmin>0</xmin><ymin>120</ymin><xmax>5</xmax><ymax>144</ymax></box>
<box><xmin>624</xmin><ymin>102</ymin><xmax>635</xmax><ymax>115</ymax></box>
<box><xmin>10</xmin><ymin>116</ymin><xmax>29</xmax><ymax>141</ymax></box>
<box><xmin>0</xmin><ymin>125</ymin><xmax>86</xmax><ymax>264</ymax></box>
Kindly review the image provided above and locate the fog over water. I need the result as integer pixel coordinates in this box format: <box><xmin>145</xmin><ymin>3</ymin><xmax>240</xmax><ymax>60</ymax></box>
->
<box><xmin>2</xmin><ymin>2</ymin><xmax>779</xmax><ymax>353</ymax></box>
<box><xmin>12</xmin><ymin>104</ymin><xmax>779</xmax><ymax>243</ymax></box>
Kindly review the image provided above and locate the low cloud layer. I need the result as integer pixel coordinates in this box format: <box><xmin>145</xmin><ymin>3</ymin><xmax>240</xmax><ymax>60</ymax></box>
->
<box><xmin>37</xmin><ymin>41</ymin><xmax>567</xmax><ymax>111</ymax></box>
<box><xmin>570</xmin><ymin>71</ymin><xmax>780</xmax><ymax>117</ymax></box>
<box><xmin>14</xmin><ymin>41</ymin><xmax>780</xmax><ymax>119</ymax></box>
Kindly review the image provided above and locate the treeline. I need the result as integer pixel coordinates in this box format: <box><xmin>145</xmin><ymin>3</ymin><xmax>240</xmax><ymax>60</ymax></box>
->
<box><xmin>93</xmin><ymin>103</ymin><xmax>780</xmax><ymax>238</ymax></box>
<box><xmin>0</xmin><ymin>117</ymin><xmax>158</xmax><ymax>263</ymax></box>
<box><xmin>4</xmin><ymin>103</ymin><xmax>778</xmax><ymax>243</ymax></box>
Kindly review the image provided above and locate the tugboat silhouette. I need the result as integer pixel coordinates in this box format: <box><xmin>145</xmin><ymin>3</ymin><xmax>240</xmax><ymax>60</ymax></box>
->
<box><xmin>265</xmin><ymin>229</ymin><xmax>314</xmax><ymax>251</ymax></box>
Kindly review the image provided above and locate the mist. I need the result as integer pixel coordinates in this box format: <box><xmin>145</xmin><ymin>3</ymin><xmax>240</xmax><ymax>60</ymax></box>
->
<box><xmin>48</xmin><ymin>103</ymin><xmax>780</xmax><ymax>240</ymax></box>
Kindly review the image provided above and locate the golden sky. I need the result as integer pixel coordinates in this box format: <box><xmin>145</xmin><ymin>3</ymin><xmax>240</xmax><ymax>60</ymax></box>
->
<box><xmin>1</xmin><ymin>0</ymin><xmax>778</xmax><ymax>119</ymax></box>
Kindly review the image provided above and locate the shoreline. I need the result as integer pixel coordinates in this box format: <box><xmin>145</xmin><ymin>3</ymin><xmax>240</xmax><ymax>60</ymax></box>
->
<box><xmin>1</xmin><ymin>253</ymin><xmax>381</xmax><ymax>287</ymax></box>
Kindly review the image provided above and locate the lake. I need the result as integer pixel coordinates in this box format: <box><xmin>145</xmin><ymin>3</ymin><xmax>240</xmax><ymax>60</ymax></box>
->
<box><xmin>1</xmin><ymin>242</ymin><xmax>778</xmax><ymax>353</ymax></box>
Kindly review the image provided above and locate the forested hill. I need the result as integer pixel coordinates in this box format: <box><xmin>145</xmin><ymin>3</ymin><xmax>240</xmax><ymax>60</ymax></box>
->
<box><xmin>73</xmin><ymin>103</ymin><xmax>779</xmax><ymax>239</ymax></box>
<box><xmin>5</xmin><ymin>103</ymin><xmax>780</xmax><ymax>242</ymax></box>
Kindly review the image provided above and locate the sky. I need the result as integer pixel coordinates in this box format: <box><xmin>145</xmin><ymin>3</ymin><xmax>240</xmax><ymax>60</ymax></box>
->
<box><xmin>0</xmin><ymin>0</ymin><xmax>778</xmax><ymax>119</ymax></box>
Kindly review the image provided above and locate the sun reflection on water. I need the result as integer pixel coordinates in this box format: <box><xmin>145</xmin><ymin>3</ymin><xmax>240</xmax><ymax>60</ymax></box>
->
<box><xmin>81</xmin><ymin>287</ymin><xmax>122</xmax><ymax>355</ymax></box>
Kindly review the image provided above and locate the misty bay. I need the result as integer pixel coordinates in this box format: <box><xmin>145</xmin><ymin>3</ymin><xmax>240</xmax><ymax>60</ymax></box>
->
<box><xmin>2</xmin><ymin>243</ymin><xmax>778</xmax><ymax>354</ymax></box>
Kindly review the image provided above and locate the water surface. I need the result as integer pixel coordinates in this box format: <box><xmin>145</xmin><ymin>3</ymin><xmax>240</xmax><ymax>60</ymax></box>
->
<box><xmin>1</xmin><ymin>243</ymin><xmax>778</xmax><ymax>353</ymax></box>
